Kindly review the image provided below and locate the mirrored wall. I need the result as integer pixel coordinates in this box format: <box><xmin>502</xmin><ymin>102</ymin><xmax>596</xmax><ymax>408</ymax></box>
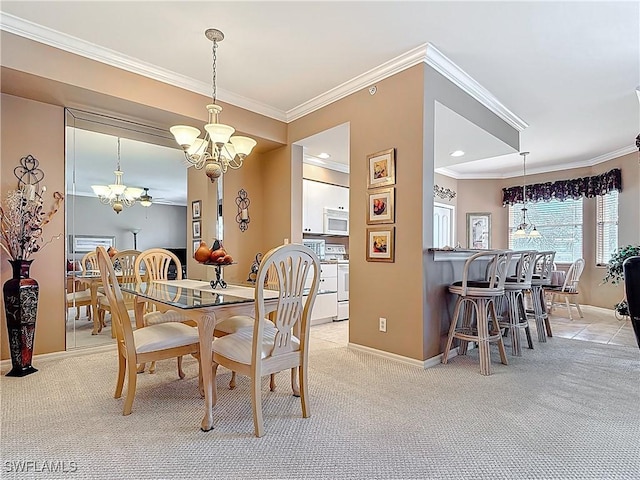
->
<box><xmin>65</xmin><ymin>108</ymin><xmax>194</xmax><ymax>349</ymax></box>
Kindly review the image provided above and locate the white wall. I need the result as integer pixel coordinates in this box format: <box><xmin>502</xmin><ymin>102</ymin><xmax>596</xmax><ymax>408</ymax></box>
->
<box><xmin>66</xmin><ymin>194</ymin><xmax>187</xmax><ymax>258</ymax></box>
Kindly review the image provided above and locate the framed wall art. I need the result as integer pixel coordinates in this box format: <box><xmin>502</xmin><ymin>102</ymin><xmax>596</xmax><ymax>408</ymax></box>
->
<box><xmin>367</xmin><ymin>187</ymin><xmax>395</xmax><ymax>224</ymax></box>
<box><xmin>192</xmin><ymin>200</ymin><xmax>202</xmax><ymax>219</ymax></box>
<box><xmin>367</xmin><ymin>148</ymin><xmax>395</xmax><ymax>188</ymax></box>
<box><xmin>366</xmin><ymin>226</ymin><xmax>395</xmax><ymax>263</ymax></box>
<box><xmin>69</xmin><ymin>235</ymin><xmax>115</xmax><ymax>253</ymax></box>
<box><xmin>466</xmin><ymin>212</ymin><xmax>491</xmax><ymax>249</ymax></box>
<box><xmin>193</xmin><ymin>239</ymin><xmax>201</xmax><ymax>257</ymax></box>
<box><xmin>192</xmin><ymin>220</ymin><xmax>201</xmax><ymax>238</ymax></box>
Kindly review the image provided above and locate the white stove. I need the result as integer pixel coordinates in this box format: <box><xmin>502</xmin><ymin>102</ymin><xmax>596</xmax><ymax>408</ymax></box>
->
<box><xmin>325</xmin><ymin>244</ymin><xmax>349</xmax><ymax>321</ymax></box>
<box><xmin>324</xmin><ymin>244</ymin><xmax>348</xmax><ymax>262</ymax></box>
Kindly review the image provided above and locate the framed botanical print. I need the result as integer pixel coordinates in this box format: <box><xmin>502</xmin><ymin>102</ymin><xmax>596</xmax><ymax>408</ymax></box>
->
<box><xmin>192</xmin><ymin>220</ymin><xmax>201</xmax><ymax>238</ymax></box>
<box><xmin>192</xmin><ymin>200</ymin><xmax>202</xmax><ymax>219</ymax></box>
<box><xmin>367</xmin><ymin>148</ymin><xmax>395</xmax><ymax>188</ymax></box>
<box><xmin>366</xmin><ymin>226</ymin><xmax>395</xmax><ymax>263</ymax></box>
<box><xmin>466</xmin><ymin>212</ymin><xmax>491</xmax><ymax>249</ymax></box>
<box><xmin>367</xmin><ymin>187</ymin><xmax>395</xmax><ymax>224</ymax></box>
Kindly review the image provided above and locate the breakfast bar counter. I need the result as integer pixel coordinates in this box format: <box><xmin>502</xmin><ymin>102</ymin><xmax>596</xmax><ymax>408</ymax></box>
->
<box><xmin>424</xmin><ymin>248</ymin><xmax>492</xmax><ymax>358</ymax></box>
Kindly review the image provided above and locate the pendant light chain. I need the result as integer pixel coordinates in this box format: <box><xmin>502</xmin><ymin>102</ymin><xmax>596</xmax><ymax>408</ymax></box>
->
<box><xmin>211</xmin><ymin>39</ymin><xmax>218</xmax><ymax>105</ymax></box>
<box><xmin>116</xmin><ymin>137</ymin><xmax>121</xmax><ymax>171</ymax></box>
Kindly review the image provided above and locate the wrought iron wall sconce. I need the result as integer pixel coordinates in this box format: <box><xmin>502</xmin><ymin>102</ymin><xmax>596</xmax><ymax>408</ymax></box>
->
<box><xmin>434</xmin><ymin>184</ymin><xmax>456</xmax><ymax>201</ymax></box>
<box><xmin>236</xmin><ymin>189</ymin><xmax>250</xmax><ymax>231</ymax></box>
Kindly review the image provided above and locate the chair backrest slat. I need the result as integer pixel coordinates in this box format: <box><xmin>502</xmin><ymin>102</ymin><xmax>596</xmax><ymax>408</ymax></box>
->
<box><xmin>533</xmin><ymin>251</ymin><xmax>556</xmax><ymax>284</ymax></box>
<box><xmin>563</xmin><ymin>258</ymin><xmax>585</xmax><ymax>293</ymax></box>
<box><xmin>135</xmin><ymin>248</ymin><xmax>182</xmax><ymax>282</ymax></box>
<box><xmin>253</xmin><ymin>244</ymin><xmax>320</xmax><ymax>361</ymax></box>
<box><xmin>81</xmin><ymin>251</ymin><xmax>99</xmax><ymax>272</ymax></box>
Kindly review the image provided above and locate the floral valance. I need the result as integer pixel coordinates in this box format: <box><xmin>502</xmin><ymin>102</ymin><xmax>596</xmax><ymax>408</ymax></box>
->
<box><xmin>502</xmin><ymin>168</ymin><xmax>622</xmax><ymax>206</ymax></box>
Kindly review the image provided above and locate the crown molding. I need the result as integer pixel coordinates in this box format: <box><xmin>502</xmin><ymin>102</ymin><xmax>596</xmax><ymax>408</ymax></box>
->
<box><xmin>438</xmin><ymin>145</ymin><xmax>637</xmax><ymax>180</ymax></box>
<box><xmin>303</xmin><ymin>155</ymin><xmax>350</xmax><ymax>174</ymax></box>
<box><xmin>286</xmin><ymin>44</ymin><xmax>428</xmax><ymax>122</ymax></box>
<box><xmin>424</xmin><ymin>44</ymin><xmax>528</xmax><ymax>132</ymax></box>
<box><xmin>0</xmin><ymin>13</ymin><xmax>287</xmax><ymax>122</ymax></box>
<box><xmin>1</xmin><ymin>14</ymin><xmax>526</xmax><ymax>130</ymax></box>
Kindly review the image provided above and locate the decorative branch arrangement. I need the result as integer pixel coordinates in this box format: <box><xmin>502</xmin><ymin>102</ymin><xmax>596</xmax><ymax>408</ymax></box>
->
<box><xmin>0</xmin><ymin>155</ymin><xmax>64</xmax><ymax>260</ymax></box>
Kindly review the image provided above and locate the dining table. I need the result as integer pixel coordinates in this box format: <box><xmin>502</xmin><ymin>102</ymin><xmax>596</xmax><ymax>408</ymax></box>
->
<box><xmin>120</xmin><ymin>279</ymin><xmax>280</xmax><ymax>432</ymax></box>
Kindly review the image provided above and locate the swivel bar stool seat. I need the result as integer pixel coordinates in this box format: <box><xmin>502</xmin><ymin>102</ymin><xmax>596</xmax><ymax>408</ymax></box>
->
<box><xmin>500</xmin><ymin>250</ymin><xmax>537</xmax><ymax>356</ymax></box>
<box><xmin>442</xmin><ymin>250</ymin><xmax>513</xmax><ymax>376</ymax></box>
<box><xmin>529</xmin><ymin>251</ymin><xmax>556</xmax><ymax>342</ymax></box>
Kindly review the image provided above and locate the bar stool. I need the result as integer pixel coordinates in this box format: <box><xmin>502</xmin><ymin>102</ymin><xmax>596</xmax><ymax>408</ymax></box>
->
<box><xmin>529</xmin><ymin>251</ymin><xmax>556</xmax><ymax>342</ymax></box>
<box><xmin>442</xmin><ymin>250</ymin><xmax>513</xmax><ymax>376</ymax></box>
<box><xmin>499</xmin><ymin>250</ymin><xmax>537</xmax><ymax>356</ymax></box>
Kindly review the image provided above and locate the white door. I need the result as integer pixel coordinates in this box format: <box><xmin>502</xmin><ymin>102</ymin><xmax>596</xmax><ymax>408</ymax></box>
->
<box><xmin>433</xmin><ymin>202</ymin><xmax>455</xmax><ymax>248</ymax></box>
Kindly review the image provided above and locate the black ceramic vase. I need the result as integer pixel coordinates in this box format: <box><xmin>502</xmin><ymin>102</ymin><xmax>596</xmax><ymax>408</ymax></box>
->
<box><xmin>623</xmin><ymin>256</ymin><xmax>640</xmax><ymax>350</ymax></box>
<box><xmin>3</xmin><ymin>259</ymin><xmax>39</xmax><ymax>377</ymax></box>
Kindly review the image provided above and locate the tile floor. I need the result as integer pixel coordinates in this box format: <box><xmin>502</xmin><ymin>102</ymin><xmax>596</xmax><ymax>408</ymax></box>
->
<box><xmin>547</xmin><ymin>304</ymin><xmax>637</xmax><ymax>347</ymax></box>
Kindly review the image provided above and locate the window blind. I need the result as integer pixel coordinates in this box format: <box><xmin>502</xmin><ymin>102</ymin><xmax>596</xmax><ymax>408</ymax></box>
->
<box><xmin>596</xmin><ymin>191</ymin><xmax>619</xmax><ymax>265</ymax></box>
<box><xmin>508</xmin><ymin>198</ymin><xmax>583</xmax><ymax>263</ymax></box>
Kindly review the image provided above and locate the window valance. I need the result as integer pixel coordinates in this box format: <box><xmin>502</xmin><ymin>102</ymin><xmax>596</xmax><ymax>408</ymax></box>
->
<box><xmin>502</xmin><ymin>168</ymin><xmax>622</xmax><ymax>206</ymax></box>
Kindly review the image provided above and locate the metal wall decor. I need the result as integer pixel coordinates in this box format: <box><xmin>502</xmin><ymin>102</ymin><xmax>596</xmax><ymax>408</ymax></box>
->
<box><xmin>235</xmin><ymin>189</ymin><xmax>250</xmax><ymax>231</ymax></box>
<box><xmin>434</xmin><ymin>184</ymin><xmax>456</xmax><ymax>201</ymax></box>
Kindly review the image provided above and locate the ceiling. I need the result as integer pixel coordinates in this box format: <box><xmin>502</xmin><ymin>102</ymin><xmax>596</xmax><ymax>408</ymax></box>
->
<box><xmin>1</xmin><ymin>1</ymin><xmax>638</xmax><ymax>181</ymax></box>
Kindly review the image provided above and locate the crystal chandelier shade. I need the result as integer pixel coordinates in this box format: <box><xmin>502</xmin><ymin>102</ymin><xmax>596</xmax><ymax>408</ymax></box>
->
<box><xmin>91</xmin><ymin>137</ymin><xmax>143</xmax><ymax>214</ymax></box>
<box><xmin>170</xmin><ymin>28</ymin><xmax>256</xmax><ymax>183</ymax></box>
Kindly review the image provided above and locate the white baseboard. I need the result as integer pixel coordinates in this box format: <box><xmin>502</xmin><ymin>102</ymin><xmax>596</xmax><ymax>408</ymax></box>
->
<box><xmin>1</xmin><ymin>343</ymin><xmax>116</xmax><ymax>371</ymax></box>
<box><xmin>347</xmin><ymin>342</ymin><xmax>459</xmax><ymax>369</ymax></box>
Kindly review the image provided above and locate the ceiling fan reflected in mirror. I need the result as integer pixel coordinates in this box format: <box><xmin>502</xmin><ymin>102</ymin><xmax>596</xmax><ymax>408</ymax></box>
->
<box><xmin>139</xmin><ymin>187</ymin><xmax>153</xmax><ymax>207</ymax></box>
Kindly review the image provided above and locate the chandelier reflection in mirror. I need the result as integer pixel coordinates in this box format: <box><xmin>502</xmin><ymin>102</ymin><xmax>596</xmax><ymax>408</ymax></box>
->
<box><xmin>513</xmin><ymin>151</ymin><xmax>541</xmax><ymax>238</ymax></box>
<box><xmin>91</xmin><ymin>137</ymin><xmax>143</xmax><ymax>214</ymax></box>
<box><xmin>170</xmin><ymin>29</ymin><xmax>257</xmax><ymax>183</ymax></box>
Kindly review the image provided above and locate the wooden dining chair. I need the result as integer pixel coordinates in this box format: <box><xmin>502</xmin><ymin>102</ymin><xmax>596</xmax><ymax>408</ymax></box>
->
<box><xmin>81</xmin><ymin>251</ymin><xmax>100</xmax><ymax>272</ymax></box>
<box><xmin>211</xmin><ymin>243</ymin><xmax>321</xmax><ymax>437</ymax></box>
<box><xmin>65</xmin><ymin>275</ymin><xmax>94</xmax><ymax>321</ymax></box>
<box><xmin>95</xmin><ymin>246</ymin><xmax>201</xmax><ymax>416</ymax></box>
<box><xmin>66</xmin><ymin>252</ymin><xmax>104</xmax><ymax>322</ymax></box>
<box><xmin>546</xmin><ymin>258</ymin><xmax>585</xmax><ymax>320</ymax></box>
<box><xmin>134</xmin><ymin>248</ymin><xmax>193</xmax><ymax>374</ymax></box>
<box><xmin>97</xmin><ymin>249</ymin><xmax>141</xmax><ymax>335</ymax></box>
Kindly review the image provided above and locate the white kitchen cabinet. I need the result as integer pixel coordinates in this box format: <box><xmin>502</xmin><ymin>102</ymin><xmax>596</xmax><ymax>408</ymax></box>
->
<box><xmin>302</xmin><ymin>179</ymin><xmax>325</xmax><ymax>233</ymax></box>
<box><xmin>324</xmin><ymin>183</ymin><xmax>349</xmax><ymax>211</ymax></box>
<box><xmin>302</xmin><ymin>179</ymin><xmax>349</xmax><ymax>234</ymax></box>
<box><xmin>304</xmin><ymin>262</ymin><xmax>338</xmax><ymax>324</ymax></box>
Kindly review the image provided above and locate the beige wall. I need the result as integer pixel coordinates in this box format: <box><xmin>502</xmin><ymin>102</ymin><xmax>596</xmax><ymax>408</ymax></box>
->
<box><xmin>1</xmin><ymin>94</ymin><xmax>66</xmax><ymax>357</ymax></box>
<box><xmin>289</xmin><ymin>66</ymin><xmax>428</xmax><ymax>360</ymax></box>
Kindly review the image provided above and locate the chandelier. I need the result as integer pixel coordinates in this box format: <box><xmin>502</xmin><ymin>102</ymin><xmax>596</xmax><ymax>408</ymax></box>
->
<box><xmin>170</xmin><ymin>28</ymin><xmax>257</xmax><ymax>183</ymax></box>
<box><xmin>139</xmin><ymin>188</ymin><xmax>153</xmax><ymax>207</ymax></box>
<box><xmin>91</xmin><ymin>137</ymin><xmax>143</xmax><ymax>214</ymax></box>
<box><xmin>513</xmin><ymin>151</ymin><xmax>541</xmax><ymax>238</ymax></box>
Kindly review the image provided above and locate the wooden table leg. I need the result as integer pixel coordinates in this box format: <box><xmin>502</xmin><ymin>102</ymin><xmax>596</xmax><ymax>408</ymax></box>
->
<box><xmin>90</xmin><ymin>283</ymin><xmax>101</xmax><ymax>335</ymax></box>
<box><xmin>197</xmin><ymin>313</ymin><xmax>216</xmax><ymax>431</ymax></box>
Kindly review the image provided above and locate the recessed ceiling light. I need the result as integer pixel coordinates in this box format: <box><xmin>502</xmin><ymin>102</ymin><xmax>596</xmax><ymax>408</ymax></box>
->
<box><xmin>317</xmin><ymin>152</ymin><xmax>331</xmax><ymax>159</ymax></box>
<box><xmin>450</xmin><ymin>150</ymin><xmax>465</xmax><ymax>157</ymax></box>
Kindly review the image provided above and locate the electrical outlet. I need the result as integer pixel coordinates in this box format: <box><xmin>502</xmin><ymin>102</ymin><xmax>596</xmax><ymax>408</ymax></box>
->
<box><xmin>379</xmin><ymin>317</ymin><xmax>387</xmax><ymax>332</ymax></box>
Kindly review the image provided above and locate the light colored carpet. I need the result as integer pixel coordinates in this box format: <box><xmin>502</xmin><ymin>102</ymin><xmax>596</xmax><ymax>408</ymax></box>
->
<box><xmin>1</xmin><ymin>334</ymin><xmax>639</xmax><ymax>479</ymax></box>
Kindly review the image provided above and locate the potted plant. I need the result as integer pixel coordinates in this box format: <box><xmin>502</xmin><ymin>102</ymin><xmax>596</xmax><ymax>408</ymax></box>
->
<box><xmin>602</xmin><ymin>245</ymin><xmax>640</xmax><ymax>317</ymax></box>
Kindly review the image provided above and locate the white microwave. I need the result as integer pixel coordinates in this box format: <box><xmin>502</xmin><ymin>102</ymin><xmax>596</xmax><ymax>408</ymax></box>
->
<box><xmin>323</xmin><ymin>208</ymin><xmax>349</xmax><ymax>235</ymax></box>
